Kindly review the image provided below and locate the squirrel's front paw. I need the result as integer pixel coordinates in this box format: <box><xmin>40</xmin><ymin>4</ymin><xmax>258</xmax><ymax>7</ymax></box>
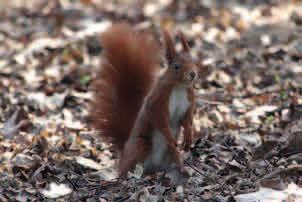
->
<box><xmin>183</xmin><ymin>141</ymin><xmax>191</xmax><ymax>152</ymax></box>
<box><xmin>167</xmin><ymin>138</ymin><xmax>178</xmax><ymax>149</ymax></box>
<box><xmin>183</xmin><ymin>134</ymin><xmax>192</xmax><ymax>152</ymax></box>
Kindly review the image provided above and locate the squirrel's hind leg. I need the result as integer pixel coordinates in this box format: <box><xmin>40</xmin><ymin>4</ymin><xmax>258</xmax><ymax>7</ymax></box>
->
<box><xmin>118</xmin><ymin>137</ymin><xmax>151</xmax><ymax>178</ymax></box>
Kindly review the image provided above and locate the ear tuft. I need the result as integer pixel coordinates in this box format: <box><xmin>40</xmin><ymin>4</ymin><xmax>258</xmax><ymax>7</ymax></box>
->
<box><xmin>163</xmin><ymin>29</ymin><xmax>176</xmax><ymax>64</ymax></box>
<box><xmin>177</xmin><ymin>31</ymin><xmax>190</xmax><ymax>52</ymax></box>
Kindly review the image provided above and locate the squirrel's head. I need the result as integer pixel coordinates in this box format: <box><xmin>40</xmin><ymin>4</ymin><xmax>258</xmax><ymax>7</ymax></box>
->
<box><xmin>163</xmin><ymin>29</ymin><xmax>199</xmax><ymax>87</ymax></box>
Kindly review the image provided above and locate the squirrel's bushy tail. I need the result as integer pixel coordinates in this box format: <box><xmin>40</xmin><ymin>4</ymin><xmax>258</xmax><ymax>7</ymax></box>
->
<box><xmin>91</xmin><ymin>24</ymin><xmax>161</xmax><ymax>151</ymax></box>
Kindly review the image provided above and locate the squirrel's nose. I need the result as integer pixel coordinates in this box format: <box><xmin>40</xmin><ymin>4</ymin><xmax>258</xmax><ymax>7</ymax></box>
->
<box><xmin>190</xmin><ymin>71</ymin><xmax>196</xmax><ymax>79</ymax></box>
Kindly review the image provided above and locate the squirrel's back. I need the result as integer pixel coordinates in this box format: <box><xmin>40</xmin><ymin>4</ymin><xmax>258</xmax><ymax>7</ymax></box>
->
<box><xmin>91</xmin><ymin>24</ymin><xmax>161</xmax><ymax>150</ymax></box>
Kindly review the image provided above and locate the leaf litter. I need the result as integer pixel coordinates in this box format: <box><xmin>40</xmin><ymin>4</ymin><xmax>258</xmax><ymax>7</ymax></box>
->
<box><xmin>0</xmin><ymin>0</ymin><xmax>302</xmax><ymax>201</ymax></box>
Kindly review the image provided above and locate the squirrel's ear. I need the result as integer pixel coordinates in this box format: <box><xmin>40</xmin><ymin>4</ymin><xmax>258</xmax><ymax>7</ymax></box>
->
<box><xmin>163</xmin><ymin>29</ymin><xmax>176</xmax><ymax>64</ymax></box>
<box><xmin>177</xmin><ymin>31</ymin><xmax>190</xmax><ymax>52</ymax></box>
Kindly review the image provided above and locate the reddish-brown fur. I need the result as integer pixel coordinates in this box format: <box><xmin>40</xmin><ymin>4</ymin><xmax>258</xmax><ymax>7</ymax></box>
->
<box><xmin>91</xmin><ymin>23</ymin><xmax>199</xmax><ymax>178</ymax></box>
<box><xmin>90</xmin><ymin>24</ymin><xmax>161</xmax><ymax>150</ymax></box>
<box><xmin>118</xmin><ymin>30</ymin><xmax>197</xmax><ymax>176</ymax></box>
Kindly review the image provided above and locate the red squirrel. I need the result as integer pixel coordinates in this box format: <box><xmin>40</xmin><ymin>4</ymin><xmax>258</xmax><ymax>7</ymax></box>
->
<box><xmin>91</xmin><ymin>23</ymin><xmax>198</xmax><ymax>178</ymax></box>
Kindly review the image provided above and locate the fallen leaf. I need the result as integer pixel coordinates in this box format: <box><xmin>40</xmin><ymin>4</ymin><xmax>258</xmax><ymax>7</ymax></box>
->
<box><xmin>40</xmin><ymin>183</ymin><xmax>72</xmax><ymax>199</ymax></box>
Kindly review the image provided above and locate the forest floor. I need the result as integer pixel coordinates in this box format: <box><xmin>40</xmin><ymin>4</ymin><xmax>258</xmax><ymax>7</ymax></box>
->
<box><xmin>0</xmin><ymin>0</ymin><xmax>302</xmax><ymax>201</ymax></box>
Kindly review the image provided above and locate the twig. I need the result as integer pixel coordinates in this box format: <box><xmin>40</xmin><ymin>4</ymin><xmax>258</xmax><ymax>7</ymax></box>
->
<box><xmin>259</xmin><ymin>165</ymin><xmax>302</xmax><ymax>181</ymax></box>
<box><xmin>115</xmin><ymin>196</ymin><xmax>131</xmax><ymax>202</ymax></box>
<box><xmin>184</xmin><ymin>160</ymin><xmax>216</xmax><ymax>183</ymax></box>
<box><xmin>64</xmin><ymin>174</ymin><xmax>78</xmax><ymax>191</ymax></box>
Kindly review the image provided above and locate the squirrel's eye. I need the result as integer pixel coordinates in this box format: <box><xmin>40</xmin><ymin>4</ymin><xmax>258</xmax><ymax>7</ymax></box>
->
<box><xmin>172</xmin><ymin>63</ymin><xmax>181</xmax><ymax>70</ymax></box>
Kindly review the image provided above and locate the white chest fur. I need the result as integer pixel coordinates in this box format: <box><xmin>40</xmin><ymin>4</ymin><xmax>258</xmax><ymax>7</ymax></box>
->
<box><xmin>144</xmin><ymin>87</ymin><xmax>190</xmax><ymax>170</ymax></box>
<box><xmin>144</xmin><ymin>86</ymin><xmax>190</xmax><ymax>171</ymax></box>
<box><xmin>168</xmin><ymin>86</ymin><xmax>190</xmax><ymax>129</ymax></box>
